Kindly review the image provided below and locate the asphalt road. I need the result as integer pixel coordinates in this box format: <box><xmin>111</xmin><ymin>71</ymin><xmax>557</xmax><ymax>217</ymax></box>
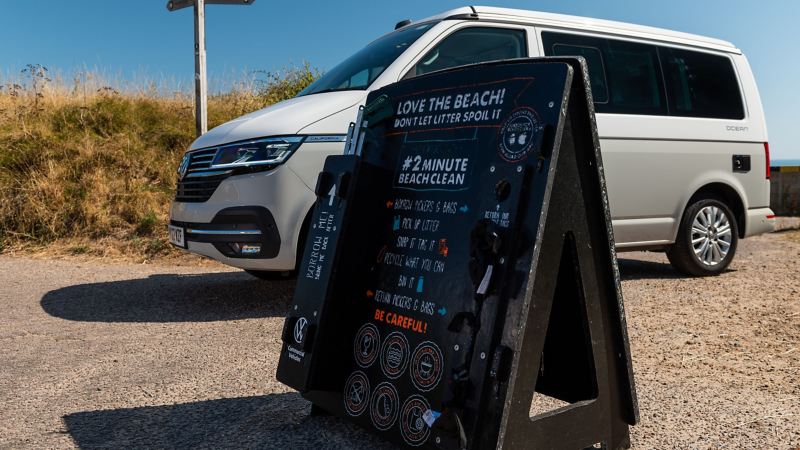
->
<box><xmin>1</xmin><ymin>230</ymin><xmax>798</xmax><ymax>449</ymax></box>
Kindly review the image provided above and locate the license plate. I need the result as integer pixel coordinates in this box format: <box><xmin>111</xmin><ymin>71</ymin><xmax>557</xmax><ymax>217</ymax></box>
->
<box><xmin>168</xmin><ymin>225</ymin><xmax>186</xmax><ymax>248</ymax></box>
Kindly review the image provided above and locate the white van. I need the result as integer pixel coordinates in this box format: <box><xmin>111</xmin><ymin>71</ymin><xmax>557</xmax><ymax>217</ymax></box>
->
<box><xmin>169</xmin><ymin>6</ymin><xmax>775</xmax><ymax>277</ymax></box>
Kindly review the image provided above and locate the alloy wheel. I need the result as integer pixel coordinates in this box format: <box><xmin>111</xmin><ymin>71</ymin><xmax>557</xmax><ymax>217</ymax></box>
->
<box><xmin>691</xmin><ymin>205</ymin><xmax>733</xmax><ymax>266</ymax></box>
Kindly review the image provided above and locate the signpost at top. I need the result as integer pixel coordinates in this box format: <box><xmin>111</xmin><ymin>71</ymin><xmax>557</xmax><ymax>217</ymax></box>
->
<box><xmin>166</xmin><ymin>0</ymin><xmax>255</xmax><ymax>137</ymax></box>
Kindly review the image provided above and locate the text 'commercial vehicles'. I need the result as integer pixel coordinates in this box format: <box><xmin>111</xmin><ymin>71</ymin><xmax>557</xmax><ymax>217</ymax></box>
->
<box><xmin>169</xmin><ymin>6</ymin><xmax>775</xmax><ymax>277</ymax></box>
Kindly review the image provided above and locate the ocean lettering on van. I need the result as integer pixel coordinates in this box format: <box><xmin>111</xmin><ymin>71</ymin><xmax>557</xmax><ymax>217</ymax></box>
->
<box><xmin>726</xmin><ymin>125</ymin><xmax>749</xmax><ymax>132</ymax></box>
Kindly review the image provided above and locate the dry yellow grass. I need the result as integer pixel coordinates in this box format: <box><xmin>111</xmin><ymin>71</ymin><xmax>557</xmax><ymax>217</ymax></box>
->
<box><xmin>0</xmin><ymin>64</ymin><xmax>318</xmax><ymax>261</ymax></box>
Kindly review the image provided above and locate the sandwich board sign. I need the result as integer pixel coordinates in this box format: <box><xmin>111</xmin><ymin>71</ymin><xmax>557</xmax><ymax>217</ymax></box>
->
<box><xmin>276</xmin><ymin>57</ymin><xmax>638</xmax><ymax>449</ymax></box>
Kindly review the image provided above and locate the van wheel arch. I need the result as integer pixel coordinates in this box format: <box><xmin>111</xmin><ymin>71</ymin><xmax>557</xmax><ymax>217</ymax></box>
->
<box><xmin>244</xmin><ymin>209</ymin><xmax>313</xmax><ymax>281</ymax></box>
<box><xmin>684</xmin><ymin>183</ymin><xmax>745</xmax><ymax>239</ymax></box>
<box><xmin>294</xmin><ymin>207</ymin><xmax>315</xmax><ymax>269</ymax></box>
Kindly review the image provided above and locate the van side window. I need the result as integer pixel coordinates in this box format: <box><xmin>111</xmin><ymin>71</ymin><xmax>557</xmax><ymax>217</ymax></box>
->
<box><xmin>659</xmin><ymin>47</ymin><xmax>744</xmax><ymax>119</ymax></box>
<box><xmin>552</xmin><ymin>44</ymin><xmax>609</xmax><ymax>103</ymax></box>
<box><xmin>409</xmin><ymin>27</ymin><xmax>526</xmax><ymax>78</ymax></box>
<box><xmin>542</xmin><ymin>32</ymin><xmax>666</xmax><ymax>115</ymax></box>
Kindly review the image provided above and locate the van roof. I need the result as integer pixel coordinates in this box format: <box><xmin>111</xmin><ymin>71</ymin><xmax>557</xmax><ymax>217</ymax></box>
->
<box><xmin>415</xmin><ymin>6</ymin><xmax>741</xmax><ymax>54</ymax></box>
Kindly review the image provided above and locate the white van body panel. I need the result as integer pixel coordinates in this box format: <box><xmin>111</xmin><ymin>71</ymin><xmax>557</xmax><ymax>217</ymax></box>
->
<box><xmin>189</xmin><ymin>91</ymin><xmax>365</xmax><ymax>150</ymax></box>
<box><xmin>170</xmin><ymin>7</ymin><xmax>775</xmax><ymax>271</ymax></box>
<box><xmin>530</xmin><ymin>25</ymin><xmax>772</xmax><ymax>247</ymax></box>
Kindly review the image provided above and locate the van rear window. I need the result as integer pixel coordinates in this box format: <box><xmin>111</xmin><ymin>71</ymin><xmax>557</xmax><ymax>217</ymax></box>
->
<box><xmin>659</xmin><ymin>47</ymin><xmax>745</xmax><ymax>119</ymax></box>
<box><xmin>542</xmin><ymin>31</ymin><xmax>745</xmax><ymax>119</ymax></box>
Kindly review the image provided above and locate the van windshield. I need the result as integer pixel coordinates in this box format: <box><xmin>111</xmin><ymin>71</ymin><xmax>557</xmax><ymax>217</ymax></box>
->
<box><xmin>298</xmin><ymin>23</ymin><xmax>436</xmax><ymax>96</ymax></box>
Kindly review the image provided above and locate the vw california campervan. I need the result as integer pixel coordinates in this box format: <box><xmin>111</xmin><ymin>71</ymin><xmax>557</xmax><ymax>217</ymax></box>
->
<box><xmin>169</xmin><ymin>7</ymin><xmax>775</xmax><ymax>277</ymax></box>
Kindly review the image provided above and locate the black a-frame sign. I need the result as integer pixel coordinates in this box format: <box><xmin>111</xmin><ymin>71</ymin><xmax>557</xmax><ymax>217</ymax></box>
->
<box><xmin>276</xmin><ymin>57</ymin><xmax>638</xmax><ymax>449</ymax></box>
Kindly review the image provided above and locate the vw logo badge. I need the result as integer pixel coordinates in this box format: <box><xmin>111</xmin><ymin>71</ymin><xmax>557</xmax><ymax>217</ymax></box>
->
<box><xmin>294</xmin><ymin>317</ymin><xmax>308</xmax><ymax>344</ymax></box>
<box><xmin>177</xmin><ymin>153</ymin><xmax>191</xmax><ymax>180</ymax></box>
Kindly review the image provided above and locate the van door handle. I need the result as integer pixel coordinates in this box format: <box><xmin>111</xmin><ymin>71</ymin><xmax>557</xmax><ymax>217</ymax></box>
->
<box><xmin>732</xmin><ymin>155</ymin><xmax>751</xmax><ymax>173</ymax></box>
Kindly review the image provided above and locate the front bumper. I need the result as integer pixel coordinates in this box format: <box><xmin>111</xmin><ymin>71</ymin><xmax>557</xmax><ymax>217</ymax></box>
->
<box><xmin>170</xmin><ymin>164</ymin><xmax>317</xmax><ymax>271</ymax></box>
<box><xmin>171</xmin><ymin>206</ymin><xmax>281</xmax><ymax>259</ymax></box>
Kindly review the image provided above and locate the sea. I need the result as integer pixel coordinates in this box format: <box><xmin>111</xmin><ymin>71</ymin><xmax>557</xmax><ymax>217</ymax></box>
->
<box><xmin>772</xmin><ymin>159</ymin><xmax>800</xmax><ymax>167</ymax></box>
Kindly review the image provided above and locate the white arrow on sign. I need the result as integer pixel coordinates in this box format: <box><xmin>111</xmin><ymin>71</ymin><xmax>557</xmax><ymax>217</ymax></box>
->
<box><xmin>328</xmin><ymin>185</ymin><xmax>336</xmax><ymax>206</ymax></box>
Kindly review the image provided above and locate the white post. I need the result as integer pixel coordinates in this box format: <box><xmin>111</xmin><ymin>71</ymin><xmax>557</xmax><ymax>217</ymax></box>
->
<box><xmin>194</xmin><ymin>0</ymin><xmax>208</xmax><ymax>136</ymax></box>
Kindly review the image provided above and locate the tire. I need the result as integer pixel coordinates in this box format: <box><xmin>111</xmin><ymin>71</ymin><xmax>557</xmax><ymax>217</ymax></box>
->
<box><xmin>245</xmin><ymin>269</ymin><xmax>297</xmax><ymax>281</ymax></box>
<box><xmin>667</xmin><ymin>197</ymin><xmax>739</xmax><ymax>277</ymax></box>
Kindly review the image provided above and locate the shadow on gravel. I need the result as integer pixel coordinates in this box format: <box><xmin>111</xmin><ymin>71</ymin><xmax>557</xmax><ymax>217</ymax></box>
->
<box><xmin>41</xmin><ymin>272</ymin><xmax>295</xmax><ymax>322</ymax></box>
<box><xmin>617</xmin><ymin>258</ymin><xmax>683</xmax><ymax>281</ymax></box>
<box><xmin>64</xmin><ymin>393</ymin><xmax>398</xmax><ymax>449</ymax></box>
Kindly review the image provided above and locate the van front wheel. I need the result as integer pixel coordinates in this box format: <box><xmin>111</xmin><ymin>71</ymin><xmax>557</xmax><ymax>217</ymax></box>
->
<box><xmin>667</xmin><ymin>198</ymin><xmax>738</xmax><ymax>277</ymax></box>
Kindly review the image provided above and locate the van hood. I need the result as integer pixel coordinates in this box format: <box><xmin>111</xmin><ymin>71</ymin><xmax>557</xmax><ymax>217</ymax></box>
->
<box><xmin>189</xmin><ymin>90</ymin><xmax>367</xmax><ymax>150</ymax></box>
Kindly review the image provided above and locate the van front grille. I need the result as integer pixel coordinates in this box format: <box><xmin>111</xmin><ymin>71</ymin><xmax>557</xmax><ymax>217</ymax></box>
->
<box><xmin>175</xmin><ymin>148</ymin><xmax>232</xmax><ymax>203</ymax></box>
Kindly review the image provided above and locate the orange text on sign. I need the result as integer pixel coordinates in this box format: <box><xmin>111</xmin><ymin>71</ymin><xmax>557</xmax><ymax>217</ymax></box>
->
<box><xmin>374</xmin><ymin>308</ymin><xmax>428</xmax><ymax>334</ymax></box>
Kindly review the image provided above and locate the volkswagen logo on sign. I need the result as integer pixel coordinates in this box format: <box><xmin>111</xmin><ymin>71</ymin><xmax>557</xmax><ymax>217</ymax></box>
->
<box><xmin>177</xmin><ymin>153</ymin><xmax>191</xmax><ymax>180</ymax></box>
<box><xmin>294</xmin><ymin>317</ymin><xmax>308</xmax><ymax>344</ymax></box>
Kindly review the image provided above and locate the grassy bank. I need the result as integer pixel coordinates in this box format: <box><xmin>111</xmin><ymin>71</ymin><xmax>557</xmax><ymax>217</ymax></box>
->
<box><xmin>0</xmin><ymin>64</ymin><xmax>317</xmax><ymax>261</ymax></box>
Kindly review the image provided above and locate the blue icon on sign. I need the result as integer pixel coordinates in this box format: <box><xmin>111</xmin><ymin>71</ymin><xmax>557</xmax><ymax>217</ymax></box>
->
<box><xmin>393</xmin><ymin>215</ymin><xmax>401</xmax><ymax>231</ymax></box>
<box><xmin>416</xmin><ymin>276</ymin><xmax>424</xmax><ymax>293</ymax></box>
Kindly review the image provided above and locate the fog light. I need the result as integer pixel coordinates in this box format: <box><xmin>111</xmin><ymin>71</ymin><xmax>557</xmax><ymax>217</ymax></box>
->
<box><xmin>241</xmin><ymin>244</ymin><xmax>261</xmax><ymax>255</ymax></box>
<box><xmin>229</xmin><ymin>243</ymin><xmax>261</xmax><ymax>255</ymax></box>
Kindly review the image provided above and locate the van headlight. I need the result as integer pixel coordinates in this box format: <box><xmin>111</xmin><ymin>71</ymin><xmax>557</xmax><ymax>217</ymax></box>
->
<box><xmin>210</xmin><ymin>136</ymin><xmax>304</xmax><ymax>168</ymax></box>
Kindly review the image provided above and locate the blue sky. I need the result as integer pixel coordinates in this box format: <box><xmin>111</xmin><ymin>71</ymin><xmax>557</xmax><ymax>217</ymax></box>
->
<box><xmin>1</xmin><ymin>0</ymin><xmax>798</xmax><ymax>159</ymax></box>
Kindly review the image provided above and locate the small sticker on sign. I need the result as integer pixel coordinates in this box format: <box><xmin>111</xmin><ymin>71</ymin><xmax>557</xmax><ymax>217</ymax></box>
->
<box><xmin>422</xmin><ymin>409</ymin><xmax>441</xmax><ymax>428</ymax></box>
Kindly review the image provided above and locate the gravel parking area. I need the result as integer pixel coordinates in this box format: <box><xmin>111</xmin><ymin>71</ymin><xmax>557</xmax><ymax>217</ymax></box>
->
<box><xmin>1</xmin><ymin>229</ymin><xmax>798</xmax><ymax>449</ymax></box>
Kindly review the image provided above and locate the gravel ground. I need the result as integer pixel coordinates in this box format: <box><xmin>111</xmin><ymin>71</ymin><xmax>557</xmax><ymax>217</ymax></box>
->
<box><xmin>1</xmin><ymin>230</ymin><xmax>798</xmax><ymax>449</ymax></box>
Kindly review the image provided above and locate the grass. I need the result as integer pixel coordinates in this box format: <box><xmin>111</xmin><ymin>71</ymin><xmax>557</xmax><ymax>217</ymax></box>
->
<box><xmin>0</xmin><ymin>64</ymin><xmax>319</xmax><ymax>262</ymax></box>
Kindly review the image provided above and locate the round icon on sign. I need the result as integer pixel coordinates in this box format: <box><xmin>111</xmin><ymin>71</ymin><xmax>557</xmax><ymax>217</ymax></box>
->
<box><xmin>400</xmin><ymin>395</ymin><xmax>431</xmax><ymax>447</ymax></box>
<box><xmin>293</xmin><ymin>317</ymin><xmax>308</xmax><ymax>344</ymax></box>
<box><xmin>498</xmin><ymin>107</ymin><xmax>542</xmax><ymax>163</ymax></box>
<box><xmin>370</xmin><ymin>382</ymin><xmax>399</xmax><ymax>431</ymax></box>
<box><xmin>353</xmin><ymin>323</ymin><xmax>380</xmax><ymax>368</ymax></box>
<box><xmin>409</xmin><ymin>341</ymin><xmax>444</xmax><ymax>392</ymax></box>
<box><xmin>343</xmin><ymin>371</ymin><xmax>370</xmax><ymax>417</ymax></box>
<box><xmin>380</xmin><ymin>332</ymin><xmax>410</xmax><ymax>379</ymax></box>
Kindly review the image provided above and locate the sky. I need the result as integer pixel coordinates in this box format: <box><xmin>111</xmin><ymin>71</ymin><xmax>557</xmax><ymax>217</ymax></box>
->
<box><xmin>1</xmin><ymin>0</ymin><xmax>798</xmax><ymax>159</ymax></box>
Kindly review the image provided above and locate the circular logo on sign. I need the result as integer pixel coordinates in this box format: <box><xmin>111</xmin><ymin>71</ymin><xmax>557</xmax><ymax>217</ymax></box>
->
<box><xmin>293</xmin><ymin>317</ymin><xmax>308</xmax><ymax>344</ymax></box>
<box><xmin>370</xmin><ymin>382</ymin><xmax>399</xmax><ymax>430</ymax></box>
<box><xmin>380</xmin><ymin>332</ymin><xmax>410</xmax><ymax>379</ymax></box>
<box><xmin>353</xmin><ymin>323</ymin><xmax>380</xmax><ymax>368</ymax></box>
<box><xmin>498</xmin><ymin>107</ymin><xmax>542</xmax><ymax>163</ymax></box>
<box><xmin>343</xmin><ymin>371</ymin><xmax>370</xmax><ymax>417</ymax></box>
<box><xmin>409</xmin><ymin>341</ymin><xmax>444</xmax><ymax>392</ymax></box>
<box><xmin>400</xmin><ymin>395</ymin><xmax>431</xmax><ymax>447</ymax></box>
